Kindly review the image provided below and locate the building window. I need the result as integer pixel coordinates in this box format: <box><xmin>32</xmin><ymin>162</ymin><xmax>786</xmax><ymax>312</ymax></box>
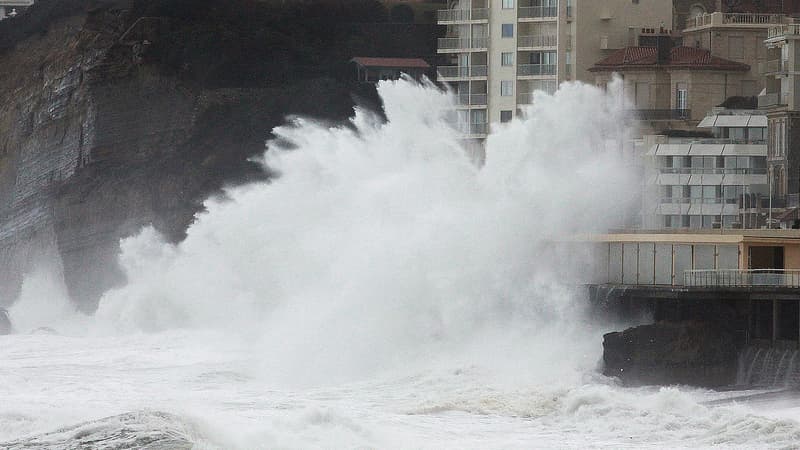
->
<box><xmin>501</xmin><ymin>52</ymin><xmax>514</xmax><ymax>66</ymax></box>
<box><xmin>501</xmin><ymin>24</ymin><xmax>514</xmax><ymax>38</ymax></box>
<box><xmin>502</xmin><ymin>0</ymin><xmax>514</xmax><ymax>8</ymax></box>
<box><xmin>501</xmin><ymin>80</ymin><xmax>513</xmax><ymax>96</ymax></box>
<box><xmin>676</xmin><ymin>83</ymin><xmax>688</xmax><ymax>110</ymax></box>
<box><xmin>500</xmin><ymin>110</ymin><xmax>513</xmax><ymax>123</ymax></box>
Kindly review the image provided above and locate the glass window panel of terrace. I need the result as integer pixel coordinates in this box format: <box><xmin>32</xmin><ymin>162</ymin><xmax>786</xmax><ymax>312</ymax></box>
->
<box><xmin>702</xmin><ymin>215</ymin><xmax>719</xmax><ymax>228</ymax></box>
<box><xmin>724</xmin><ymin>185</ymin><xmax>743</xmax><ymax>204</ymax></box>
<box><xmin>729</xmin><ymin>127</ymin><xmax>746</xmax><ymax>140</ymax></box>
<box><xmin>749</xmin><ymin>127</ymin><xmax>765</xmax><ymax>141</ymax></box>
<box><xmin>737</xmin><ymin>156</ymin><xmax>750</xmax><ymax>168</ymax></box>
<box><xmin>752</xmin><ymin>157</ymin><xmax>766</xmax><ymax>169</ymax></box>
<box><xmin>690</xmin><ymin>215</ymin><xmax>702</xmax><ymax>228</ymax></box>
<box><xmin>703</xmin><ymin>186</ymin><xmax>719</xmax><ymax>201</ymax></box>
<box><xmin>690</xmin><ymin>186</ymin><xmax>702</xmax><ymax>202</ymax></box>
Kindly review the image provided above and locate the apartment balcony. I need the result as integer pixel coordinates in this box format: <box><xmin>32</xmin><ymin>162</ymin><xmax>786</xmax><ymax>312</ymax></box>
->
<box><xmin>767</xmin><ymin>24</ymin><xmax>800</xmax><ymax>41</ymax></box>
<box><xmin>518</xmin><ymin>34</ymin><xmax>557</xmax><ymax>49</ymax></box>
<box><xmin>758</xmin><ymin>92</ymin><xmax>786</xmax><ymax>108</ymax></box>
<box><xmin>455</xmin><ymin>93</ymin><xmax>488</xmax><ymax>107</ymax></box>
<box><xmin>437</xmin><ymin>65</ymin><xmax>488</xmax><ymax>80</ymax></box>
<box><xmin>518</xmin><ymin>6</ymin><xmax>558</xmax><ymax>21</ymax></box>
<box><xmin>685</xmin><ymin>12</ymin><xmax>789</xmax><ymax>31</ymax></box>
<box><xmin>437</xmin><ymin>37</ymin><xmax>489</xmax><ymax>53</ymax></box>
<box><xmin>457</xmin><ymin>123</ymin><xmax>488</xmax><ymax>137</ymax></box>
<box><xmin>631</xmin><ymin>109</ymin><xmax>691</xmax><ymax>120</ymax></box>
<box><xmin>437</xmin><ymin>8</ymin><xmax>489</xmax><ymax>24</ymax></box>
<box><xmin>517</xmin><ymin>64</ymin><xmax>556</xmax><ymax>77</ymax></box>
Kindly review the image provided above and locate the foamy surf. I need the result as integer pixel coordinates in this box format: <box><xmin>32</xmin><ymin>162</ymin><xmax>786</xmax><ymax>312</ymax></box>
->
<box><xmin>3</xmin><ymin>78</ymin><xmax>800</xmax><ymax>448</ymax></box>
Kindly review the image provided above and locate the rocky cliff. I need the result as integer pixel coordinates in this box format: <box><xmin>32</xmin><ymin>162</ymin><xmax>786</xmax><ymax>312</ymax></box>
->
<box><xmin>0</xmin><ymin>0</ymin><xmax>440</xmax><ymax>311</ymax></box>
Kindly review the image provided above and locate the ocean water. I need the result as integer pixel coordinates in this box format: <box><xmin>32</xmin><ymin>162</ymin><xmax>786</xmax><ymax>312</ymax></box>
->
<box><xmin>2</xmin><ymin>79</ymin><xmax>800</xmax><ymax>449</ymax></box>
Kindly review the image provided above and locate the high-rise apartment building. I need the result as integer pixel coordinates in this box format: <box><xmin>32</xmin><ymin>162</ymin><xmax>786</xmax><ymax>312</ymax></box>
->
<box><xmin>436</xmin><ymin>0</ymin><xmax>671</xmax><ymax>143</ymax></box>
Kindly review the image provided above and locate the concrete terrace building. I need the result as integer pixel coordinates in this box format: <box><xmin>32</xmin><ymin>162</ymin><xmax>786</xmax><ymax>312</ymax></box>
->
<box><xmin>0</xmin><ymin>0</ymin><xmax>33</xmax><ymax>21</ymax></box>
<box><xmin>435</xmin><ymin>0</ymin><xmax>671</xmax><ymax>141</ymax></box>
<box><xmin>642</xmin><ymin>109</ymin><xmax>768</xmax><ymax>230</ymax></box>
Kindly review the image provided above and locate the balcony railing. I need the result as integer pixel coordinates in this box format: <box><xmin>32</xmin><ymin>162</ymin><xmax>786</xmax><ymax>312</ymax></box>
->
<box><xmin>457</xmin><ymin>123</ymin><xmax>488</xmax><ymax>136</ymax></box>
<box><xmin>455</xmin><ymin>93</ymin><xmax>488</xmax><ymax>106</ymax></box>
<box><xmin>768</xmin><ymin>24</ymin><xmax>800</xmax><ymax>39</ymax></box>
<box><xmin>518</xmin><ymin>34</ymin><xmax>557</xmax><ymax>48</ymax></box>
<box><xmin>518</xmin><ymin>6</ymin><xmax>558</xmax><ymax>19</ymax></box>
<box><xmin>758</xmin><ymin>92</ymin><xmax>784</xmax><ymax>108</ymax></box>
<box><xmin>684</xmin><ymin>269</ymin><xmax>800</xmax><ymax>288</ymax></box>
<box><xmin>655</xmin><ymin>138</ymin><xmax>766</xmax><ymax>145</ymax></box>
<box><xmin>686</xmin><ymin>12</ymin><xmax>788</xmax><ymax>30</ymax></box>
<box><xmin>437</xmin><ymin>65</ymin><xmax>488</xmax><ymax>78</ymax></box>
<box><xmin>438</xmin><ymin>37</ymin><xmax>489</xmax><ymax>51</ymax></box>
<box><xmin>437</xmin><ymin>8</ymin><xmax>489</xmax><ymax>22</ymax></box>
<box><xmin>630</xmin><ymin>109</ymin><xmax>691</xmax><ymax>120</ymax></box>
<box><xmin>658</xmin><ymin>167</ymin><xmax>768</xmax><ymax>175</ymax></box>
<box><xmin>517</xmin><ymin>64</ymin><xmax>556</xmax><ymax>76</ymax></box>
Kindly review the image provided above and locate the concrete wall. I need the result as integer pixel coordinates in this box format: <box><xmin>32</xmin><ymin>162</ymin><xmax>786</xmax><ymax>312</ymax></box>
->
<box><xmin>572</xmin><ymin>0</ymin><xmax>672</xmax><ymax>84</ymax></box>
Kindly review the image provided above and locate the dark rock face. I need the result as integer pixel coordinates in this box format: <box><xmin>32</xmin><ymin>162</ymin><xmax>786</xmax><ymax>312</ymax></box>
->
<box><xmin>0</xmin><ymin>0</ymin><xmax>440</xmax><ymax>311</ymax></box>
<box><xmin>603</xmin><ymin>321</ymin><xmax>740</xmax><ymax>387</ymax></box>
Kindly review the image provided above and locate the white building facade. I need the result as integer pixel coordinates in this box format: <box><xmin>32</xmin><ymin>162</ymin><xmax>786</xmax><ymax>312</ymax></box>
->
<box><xmin>436</xmin><ymin>0</ymin><xmax>672</xmax><ymax>143</ymax></box>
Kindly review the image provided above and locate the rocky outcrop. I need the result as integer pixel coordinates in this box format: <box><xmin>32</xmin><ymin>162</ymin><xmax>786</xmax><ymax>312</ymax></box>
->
<box><xmin>0</xmin><ymin>0</ymin><xmax>440</xmax><ymax>311</ymax></box>
<box><xmin>603</xmin><ymin>320</ymin><xmax>741</xmax><ymax>387</ymax></box>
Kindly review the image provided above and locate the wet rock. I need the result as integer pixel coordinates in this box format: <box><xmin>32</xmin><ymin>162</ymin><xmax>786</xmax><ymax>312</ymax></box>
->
<box><xmin>603</xmin><ymin>320</ymin><xmax>740</xmax><ymax>387</ymax></box>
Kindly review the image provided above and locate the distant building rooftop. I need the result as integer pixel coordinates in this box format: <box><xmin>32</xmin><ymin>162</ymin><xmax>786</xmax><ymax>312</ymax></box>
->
<box><xmin>589</xmin><ymin>47</ymin><xmax>750</xmax><ymax>72</ymax></box>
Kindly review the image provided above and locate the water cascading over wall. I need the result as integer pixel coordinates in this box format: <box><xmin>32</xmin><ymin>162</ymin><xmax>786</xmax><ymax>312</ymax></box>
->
<box><xmin>737</xmin><ymin>346</ymin><xmax>800</xmax><ymax>388</ymax></box>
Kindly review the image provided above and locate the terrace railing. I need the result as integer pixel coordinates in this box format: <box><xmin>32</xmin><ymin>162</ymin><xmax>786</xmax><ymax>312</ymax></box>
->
<box><xmin>684</xmin><ymin>269</ymin><xmax>800</xmax><ymax>288</ymax></box>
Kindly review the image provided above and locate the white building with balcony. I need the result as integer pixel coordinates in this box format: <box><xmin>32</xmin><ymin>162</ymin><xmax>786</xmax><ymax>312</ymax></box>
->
<box><xmin>643</xmin><ymin>110</ymin><xmax>769</xmax><ymax>230</ymax></box>
<box><xmin>435</xmin><ymin>0</ymin><xmax>671</xmax><ymax>146</ymax></box>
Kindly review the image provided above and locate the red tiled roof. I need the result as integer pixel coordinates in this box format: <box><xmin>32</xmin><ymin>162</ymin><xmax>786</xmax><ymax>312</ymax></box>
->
<box><xmin>589</xmin><ymin>47</ymin><xmax>750</xmax><ymax>72</ymax></box>
<box><xmin>351</xmin><ymin>57</ymin><xmax>430</xmax><ymax>69</ymax></box>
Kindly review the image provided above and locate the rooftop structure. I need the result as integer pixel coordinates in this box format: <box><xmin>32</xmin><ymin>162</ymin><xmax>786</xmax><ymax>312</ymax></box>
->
<box><xmin>351</xmin><ymin>57</ymin><xmax>431</xmax><ymax>83</ymax></box>
<box><xmin>0</xmin><ymin>0</ymin><xmax>33</xmax><ymax>21</ymax></box>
